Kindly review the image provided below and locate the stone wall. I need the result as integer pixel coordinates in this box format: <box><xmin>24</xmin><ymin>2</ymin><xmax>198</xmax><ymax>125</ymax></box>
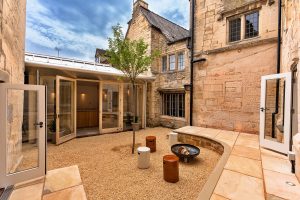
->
<box><xmin>0</xmin><ymin>0</ymin><xmax>27</xmax><ymax>173</ymax></box>
<box><xmin>126</xmin><ymin>5</ymin><xmax>190</xmax><ymax>129</ymax></box>
<box><xmin>148</xmin><ymin>29</ymin><xmax>190</xmax><ymax>128</ymax></box>
<box><xmin>126</xmin><ymin>6</ymin><xmax>152</xmax><ymax>77</ymax></box>
<box><xmin>192</xmin><ymin>0</ymin><xmax>278</xmax><ymax>133</ymax></box>
<box><xmin>194</xmin><ymin>0</ymin><xmax>278</xmax><ymax>54</ymax></box>
<box><xmin>281</xmin><ymin>0</ymin><xmax>300</xmax><ymax>181</ymax></box>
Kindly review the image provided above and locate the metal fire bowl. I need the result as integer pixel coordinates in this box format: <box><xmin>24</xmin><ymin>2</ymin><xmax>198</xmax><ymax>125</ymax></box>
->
<box><xmin>171</xmin><ymin>144</ymin><xmax>200</xmax><ymax>163</ymax></box>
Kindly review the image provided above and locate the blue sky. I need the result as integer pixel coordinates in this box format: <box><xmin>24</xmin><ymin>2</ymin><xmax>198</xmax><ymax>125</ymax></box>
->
<box><xmin>26</xmin><ymin>0</ymin><xmax>189</xmax><ymax>61</ymax></box>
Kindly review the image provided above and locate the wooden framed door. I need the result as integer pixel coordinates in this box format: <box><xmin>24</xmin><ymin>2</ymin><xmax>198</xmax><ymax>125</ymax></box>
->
<box><xmin>55</xmin><ymin>76</ymin><xmax>76</xmax><ymax>144</ymax></box>
<box><xmin>100</xmin><ymin>82</ymin><xmax>123</xmax><ymax>134</ymax></box>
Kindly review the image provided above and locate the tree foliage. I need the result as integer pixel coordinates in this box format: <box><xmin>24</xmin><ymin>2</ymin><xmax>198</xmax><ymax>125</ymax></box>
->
<box><xmin>106</xmin><ymin>24</ymin><xmax>160</xmax><ymax>84</ymax></box>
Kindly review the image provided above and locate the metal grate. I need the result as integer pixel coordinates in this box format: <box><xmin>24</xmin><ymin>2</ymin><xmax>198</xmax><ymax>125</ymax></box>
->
<box><xmin>245</xmin><ymin>12</ymin><xmax>259</xmax><ymax>39</ymax></box>
<box><xmin>229</xmin><ymin>18</ymin><xmax>241</xmax><ymax>42</ymax></box>
<box><xmin>161</xmin><ymin>93</ymin><xmax>185</xmax><ymax>118</ymax></box>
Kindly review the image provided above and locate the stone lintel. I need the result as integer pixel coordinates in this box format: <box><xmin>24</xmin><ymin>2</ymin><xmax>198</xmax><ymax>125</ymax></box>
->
<box><xmin>194</xmin><ymin>37</ymin><xmax>277</xmax><ymax>57</ymax></box>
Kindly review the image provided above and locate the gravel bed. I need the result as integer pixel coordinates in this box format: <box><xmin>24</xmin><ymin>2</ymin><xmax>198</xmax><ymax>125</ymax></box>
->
<box><xmin>47</xmin><ymin>127</ymin><xmax>221</xmax><ymax>200</ymax></box>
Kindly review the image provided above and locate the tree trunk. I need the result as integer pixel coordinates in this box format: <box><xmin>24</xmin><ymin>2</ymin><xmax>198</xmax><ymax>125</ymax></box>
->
<box><xmin>132</xmin><ymin>83</ymin><xmax>137</xmax><ymax>154</ymax></box>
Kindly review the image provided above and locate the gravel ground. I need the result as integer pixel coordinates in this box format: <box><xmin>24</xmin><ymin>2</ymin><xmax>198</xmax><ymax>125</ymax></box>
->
<box><xmin>47</xmin><ymin>127</ymin><xmax>221</xmax><ymax>200</ymax></box>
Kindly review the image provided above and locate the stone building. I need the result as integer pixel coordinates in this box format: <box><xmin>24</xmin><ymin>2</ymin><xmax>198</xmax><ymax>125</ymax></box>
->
<box><xmin>126</xmin><ymin>0</ymin><xmax>191</xmax><ymax>129</ymax></box>
<box><xmin>0</xmin><ymin>0</ymin><xmax>27</xmax><ymax>173</ymax></box>
<box><xmin>95</xmin><ymin>48</ymin><xmax>109</xmax><ymax>64</ymax></box>
<box><xmin>281</xmin><ymin>0</ymin><xmax>300</xmax><ymax>180</ymax></box>
<box><xmin>190</xmin><ymin>0</ymin><xmax>280</xmax><ymax>134</ymax></box>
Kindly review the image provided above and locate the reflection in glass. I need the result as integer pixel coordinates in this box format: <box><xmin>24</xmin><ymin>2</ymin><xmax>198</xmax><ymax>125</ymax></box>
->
<box><xmin>6</xmin><ymin>89</ymin><xmax>39</xmax><ymax>174</ymax></box>
<box><xmin>264</xmin><ymin>78</ymin><xmax>285</xmax><ymax>143</ymax></box>
<box><xmin>123</xmin><ymin>84</ymin><xmax>143</xmax><ymax>131</ymax></box>
<box><xmin>102</xmin><ymin>84</ymin><xmax>119</xmax><ymax>129</ymax></box>
<box><xmin>59</xmin><ymin>80</ymin><xmax>75</xmax><ymax>137</ymax></box>
<box><xmin>40</xmin><ymin>77</ymin><xmax>56</xmax><ymax>142</ymax></box>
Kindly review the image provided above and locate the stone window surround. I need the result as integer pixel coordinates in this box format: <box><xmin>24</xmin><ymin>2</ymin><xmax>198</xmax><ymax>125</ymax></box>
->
<box><xmin>160</xmin><ymin>49</ymin><xmax>187</xmax><ymax>73</ymax></box>
<box><xmin>226</xmin><ymin>9</ymin><xmax>261</xmax><ymax>45</ymax></box>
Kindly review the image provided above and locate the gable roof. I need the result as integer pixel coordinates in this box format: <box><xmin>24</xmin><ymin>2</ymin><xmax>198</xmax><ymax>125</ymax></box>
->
<box><xmin>139</xmin><ymin>7</ymin><xmax>190</xmax><ymax>43</ymax></box>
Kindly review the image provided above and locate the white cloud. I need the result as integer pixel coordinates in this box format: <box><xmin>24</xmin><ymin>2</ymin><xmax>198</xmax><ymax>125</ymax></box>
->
<box><xmin>147</xmin><ymin>0</ymin><xmax>190</xmax><ymax>28</ymax></box>
<box><xmin>26</xmin><ymin>0</ymin><xmax>109</xmax><ymax>60</ymax></box>
<box><xmin>25</xmin><ymin>0</ymin><xmax>189</xmax><ymax>61</ymax></box>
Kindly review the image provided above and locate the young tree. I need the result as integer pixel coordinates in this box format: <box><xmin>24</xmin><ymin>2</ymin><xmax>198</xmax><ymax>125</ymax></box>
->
<box><xmin>106</xmin><ymin>24</ymin><xmax>159</xmax><ymax>154</ymax></box>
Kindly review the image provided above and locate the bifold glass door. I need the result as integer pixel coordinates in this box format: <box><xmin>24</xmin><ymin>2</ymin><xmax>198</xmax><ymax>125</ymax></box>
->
<box><xmin>100</xmin><ymin>82</ymin><xmax>122</xmax><ymax>133</ymax></box>
<box><xmin>260</xmin><ymin>72</ymin><xmax>292</xmax><ymax>154</ymax></box>
<box><xmin>0</xmin><ymin>84</ymin><xmax>46</xmax><ymax>188</ymax></box>
<box><xmin>56</xmin><ymin>76</ymin><xmax>76</xmax><ymax>144</ymax></box>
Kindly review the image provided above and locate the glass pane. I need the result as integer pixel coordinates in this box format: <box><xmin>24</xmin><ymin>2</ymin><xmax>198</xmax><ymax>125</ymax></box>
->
<box><xmin>40</xmin><ymin>77</ymin><xmax>56</xmax><ymax>141</ymax></box>
<box><xmin>245</xmin><ymin>12</ymin><xmax>259</xmax><ymax>39</ymax></box>
<box><xmin>59</xmin><ymin>80</ymin><xmax>75</xmax><ymax>138</ymax></box>
<box><xmin>162</xmin><ymin>56</ymin><xmax>167</xmax><ymax>72</ymax></box>
<box><xmin>264</xmin><ymin>78</ymin><xmax>285</xmax><ymax>143</ymax></box>
<box><xmin>102</xmin><ymin>84</ymin><xmax>119</xmax><ymax>129</ymax></box>
<box><xmin>169</xmin><ymin>55</ymin><xmax>176</xmax><ymax>71</ymax></box>
<box><xmin>123</xmin><ymin>84</ymin><xmax>143</xmax><ymax>131</ymax></box>
<box><xmin>178</xmin><ymin>53</ymin><xmax>185</xmax><ymax>70</ymax></box>
<box><xmin>229</xmin><ymin>18</ymin><xmax>241</xmax><ymax>42</ymax></box>
<box><xmin>6</xmin><ymin>89</ymin><xmax>39</xmax><ymax>174</ymax></box>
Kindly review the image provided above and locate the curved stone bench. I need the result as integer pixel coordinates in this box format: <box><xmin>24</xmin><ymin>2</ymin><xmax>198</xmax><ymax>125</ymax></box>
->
<box><xmin>173</xmin><ymin>129</ymin><xmax>231</xmax><ymax>200</ymax></box>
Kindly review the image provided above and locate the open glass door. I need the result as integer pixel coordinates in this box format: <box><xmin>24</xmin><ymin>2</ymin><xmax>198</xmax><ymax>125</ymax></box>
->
<box><xmin>56</xmin><ymin>76</ymin><xmax>76</xmax><ymax>145</ymax></box>
<box><xmin>100</xmin><ymin>82</ymin><xmax>123</xmax><ymax>133</ymax></box>
<box><xmin>260</xmin><ymin>72</ymin><xmax>292</xmax><ymax>154</ymax></box>
<box><xmin>0</xmin><ymin>84</ymin><xmax>46</xmax><ymax>188</ymax></box>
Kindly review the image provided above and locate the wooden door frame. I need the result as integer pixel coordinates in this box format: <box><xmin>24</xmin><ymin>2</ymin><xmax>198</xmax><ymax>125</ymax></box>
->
<box><xmin>76</xmin><ymin>78</ymin><xmax>101</xmax><ymax>135</ymax></box>
<box><xmin>55</xmin><ymin>76</ymin><xmax>77</xmax><ymax>145</ymax></box>
<box><xmin>100</xmin><ymin>81</ymin><xmax>123</xmax><ymax>134</ymax></box>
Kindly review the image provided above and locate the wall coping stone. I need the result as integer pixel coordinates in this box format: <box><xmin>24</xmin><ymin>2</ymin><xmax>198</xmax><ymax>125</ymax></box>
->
<box><xmin>173</xmin><ymin>129</ymin><xmax>231</xmax><ymax>200</ymax></box>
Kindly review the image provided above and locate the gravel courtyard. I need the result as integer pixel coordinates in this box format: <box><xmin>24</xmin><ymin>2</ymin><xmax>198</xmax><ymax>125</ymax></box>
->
<box><xmin>47</xmin><ymin>127</ymin><xmax>220</xmax><ymax>200</ymax></box>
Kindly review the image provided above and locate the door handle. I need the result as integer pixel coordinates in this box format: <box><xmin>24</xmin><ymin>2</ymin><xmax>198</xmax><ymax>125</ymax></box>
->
<box><xmin>260</xmin><ymin>107</ymin><xmax>269</xmax><ymax>112</ymax></box>
<box><xmin>34</xmin><ymin>122</ymin><xmax>44</xmax><ymax>128</ymax></box>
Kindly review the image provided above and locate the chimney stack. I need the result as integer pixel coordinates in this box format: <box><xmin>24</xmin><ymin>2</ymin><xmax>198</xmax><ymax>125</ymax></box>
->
<box><xmin>133</xmin><ymin>0</ymin><xmax>148</xmax><ymax>12</ymax></box>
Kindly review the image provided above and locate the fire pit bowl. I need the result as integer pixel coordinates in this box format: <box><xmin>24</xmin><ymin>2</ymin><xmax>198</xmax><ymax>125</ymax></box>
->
<box><xmin>171</xmin><ymin>144</ymin><xmax>200</xmax><ymax>163</ymax></box>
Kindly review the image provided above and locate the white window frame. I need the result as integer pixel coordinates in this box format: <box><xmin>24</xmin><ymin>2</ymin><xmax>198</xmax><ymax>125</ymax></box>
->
<box><xmin>260</xmin><ymin>72</ymin><xmax>292</xmax><ymax>154</ymax></box>
<box><xmin>178</xmin><ymin>52</ymin><xmax>185</xmax><ymax>71</ymax></box>
<box><xmin>169</xmin><ymin>54</ymin><xmax>176</xmax><ymax>71</ymax></box>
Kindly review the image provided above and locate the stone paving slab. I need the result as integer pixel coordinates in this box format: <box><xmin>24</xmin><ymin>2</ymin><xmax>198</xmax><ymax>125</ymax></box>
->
<box><xmin>9</xmin><ymin>165</ymin><xmax>87</xmax><ymax>200</ymax></box>
<box><xmin>174</xmin><ymin>126</ymin><xmax>300</xmax><ymax>200</ymax></box>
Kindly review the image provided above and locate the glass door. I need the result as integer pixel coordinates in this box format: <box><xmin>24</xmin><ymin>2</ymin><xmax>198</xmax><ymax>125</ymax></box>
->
<box><xmin>56</xmin><ymin>76</ymin><xmax>76</xmax><ymax>144</ymax></box>
<box><xmin>260</xmin><ymin>72</ymin><xmax>292</xmax><ymax>154</ymax></box>
<box><xmin>100</xmin><ymin>82</ymin><xmax>122</xmax><ymax>133</ymax></box>
<box><xmin>0</xmin><ymin>84</ymin><xmax>46</xmax><ymax>188</ymax></box>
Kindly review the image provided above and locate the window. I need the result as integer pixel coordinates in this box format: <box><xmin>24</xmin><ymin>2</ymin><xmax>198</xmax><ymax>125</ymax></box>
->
<box><xmin>178</xmin><ymin>52</ymin><xmax>185</xmax><ymax>71</ymax></box>
<box><xmin>162</xmin><ymin>56</ymin><xmax>167</xmax><ymax>72</ymax></box>
<box><xmin>169</xmin><ymin>54</ymin><xmax>176</xmax><ymax>71</ymax></box>
<box><xmin>245</xmin><ymin>12</ymin><xmax>259</xmax><ymax>39</ymax></box>
<box><xmin>229</xmin><ymin>18</ymin><xmax>241</xmax><ymax>42</ymax></box>
<box><xmin>161</xmin><ymin>93</ymin><xmax>185</xmax><ymax>118</ymax></box>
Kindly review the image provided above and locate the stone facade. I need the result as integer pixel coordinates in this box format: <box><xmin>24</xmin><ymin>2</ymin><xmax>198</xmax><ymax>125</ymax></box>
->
<box><xmin>192</xmin><ymin>0</ymin><xmax>279</xmax><ymax>133</ymax></box>
<box><xmin>126</xmin><ymin>1</ymin><xmax>190</xmax><ymax>129</ymax></box>
<box><xmin>0</xmin><ymin>0</ymin><xmax>27</xmax><ymax>173</ymax></box>
<box><xmin>281</xmin><ymin>0</ymin><xmax>300</xmax><ymax>182</ymax></box>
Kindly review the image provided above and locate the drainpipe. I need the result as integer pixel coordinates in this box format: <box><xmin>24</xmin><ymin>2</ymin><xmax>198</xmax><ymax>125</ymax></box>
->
<box><xmin>189</xmin><ymin>0</ymin><xmax>195</xmax><ymax>126</ymax></box>
<box><xmin>189</xmin><ymin>0</ymin><xmax>207</xmax><ymax>126</ymax></box>
<box><xmin>271</xmin><ymin>0</ymin><xmax>282</xmax><ymax>138</ymax></box>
